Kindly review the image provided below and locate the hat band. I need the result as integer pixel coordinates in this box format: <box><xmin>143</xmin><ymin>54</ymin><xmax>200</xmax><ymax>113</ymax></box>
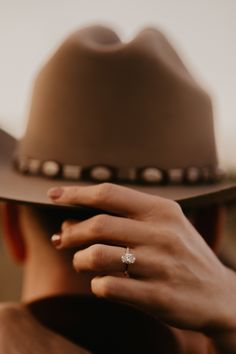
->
<box><xmin>14</xmin><ymin>156</ymin><xmax>223</xmax><ymax>185</ymax></box>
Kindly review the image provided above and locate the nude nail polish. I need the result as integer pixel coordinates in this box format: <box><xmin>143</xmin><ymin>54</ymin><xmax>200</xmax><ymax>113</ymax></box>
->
<box><xmin>47</xmin><ymin>187</ymin><xmax>63</xmax><ymax>199</ymax></box>
<box><xmin>51</xmin><ymin>234</ymin><xmax>62</xmax><ymax>247</ymax></box>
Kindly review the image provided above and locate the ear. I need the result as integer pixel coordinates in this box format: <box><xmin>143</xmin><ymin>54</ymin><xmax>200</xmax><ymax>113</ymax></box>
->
<box><xmin>1</xmin><ymin>203</ymin><xmax>27</xmax><ymax>263</ymax></box>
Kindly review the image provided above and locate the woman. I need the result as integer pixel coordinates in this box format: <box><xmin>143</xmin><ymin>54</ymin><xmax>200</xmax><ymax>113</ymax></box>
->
<box><xmin>48</xmin><ymin>183</ymin><xmax>236</xmax><ymax>354</ymax></box>
<box><xmin>1</xmin><ymin>25</ymin><xmax>236</xmax><ymax>353</ymax></box>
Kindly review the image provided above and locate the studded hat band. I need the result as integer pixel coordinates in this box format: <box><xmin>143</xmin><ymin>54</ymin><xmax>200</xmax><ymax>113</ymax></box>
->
<box><xmin>14</xmin><ymin>156</ymin><xmax>224</xmax><ymax>185</ymax></box>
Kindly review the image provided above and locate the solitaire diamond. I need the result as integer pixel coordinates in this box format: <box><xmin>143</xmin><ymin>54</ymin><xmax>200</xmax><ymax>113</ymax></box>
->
<box><xmin>121</xmin><ymin>248</ymin><xmax>136</xmax><ymax>265</ymax></box>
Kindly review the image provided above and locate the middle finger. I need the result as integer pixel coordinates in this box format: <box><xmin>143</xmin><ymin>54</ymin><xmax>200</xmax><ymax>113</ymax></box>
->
<box><xmin>57</xmin><ymin>214</ymin><xmax>154</xmax><ymax>249</ymax></box>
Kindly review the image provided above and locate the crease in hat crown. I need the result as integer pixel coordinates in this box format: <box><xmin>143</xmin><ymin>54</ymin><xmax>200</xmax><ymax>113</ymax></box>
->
<box><xmin>15</xmin><ymin>25</ymin><xmax>219</xmax><ymax>185</ymax></box>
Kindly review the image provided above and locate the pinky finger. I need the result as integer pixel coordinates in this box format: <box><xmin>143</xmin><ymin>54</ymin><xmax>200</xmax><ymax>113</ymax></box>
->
<box><xmin>91</xmin><ymin>275</ymin><xmax>152</xmax><ymax>310</ymax></box>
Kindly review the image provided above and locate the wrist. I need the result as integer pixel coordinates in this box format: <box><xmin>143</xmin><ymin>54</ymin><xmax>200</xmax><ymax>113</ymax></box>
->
<box><xmin>203</xmin><ymin>267</ymin><xmax>236</xmax><ymax>338</ymax></box>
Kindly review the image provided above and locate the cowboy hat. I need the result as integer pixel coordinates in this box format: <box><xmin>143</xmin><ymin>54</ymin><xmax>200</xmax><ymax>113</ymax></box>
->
<box><xmin>0</xmin><ymin>25</ymin><xmax>235</xmax><ymax>214</ymax></box>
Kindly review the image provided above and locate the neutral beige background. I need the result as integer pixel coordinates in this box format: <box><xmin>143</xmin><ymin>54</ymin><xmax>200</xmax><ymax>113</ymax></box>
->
<box><xmin>0</xmin><ymin>0</ymin><xmax>235</xmax><ymax>169</ymax></box>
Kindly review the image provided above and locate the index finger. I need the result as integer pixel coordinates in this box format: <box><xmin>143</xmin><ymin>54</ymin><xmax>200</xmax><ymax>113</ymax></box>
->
<box><xmin>47</xmin><ymin>183</ymin><xmax>159</xmax><ymax>218</ymax></box>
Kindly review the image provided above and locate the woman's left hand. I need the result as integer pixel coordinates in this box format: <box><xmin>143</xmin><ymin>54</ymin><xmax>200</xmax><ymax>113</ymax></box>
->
<box><xmin>48</xmin><ymin>183</ymin><xmax>236</xmax><ymax>335</ymax></box>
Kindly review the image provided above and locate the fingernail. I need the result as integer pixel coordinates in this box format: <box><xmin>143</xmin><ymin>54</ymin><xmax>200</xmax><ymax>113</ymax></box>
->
<box><xmin>51</xmin><ymin>234</ymin><xmax>62</xmax><ymax>248</ymax></box>
<box><xmin>47</xmin><ymin>187</ymin><xmax>63</xmax><ymax>199</ymax></box>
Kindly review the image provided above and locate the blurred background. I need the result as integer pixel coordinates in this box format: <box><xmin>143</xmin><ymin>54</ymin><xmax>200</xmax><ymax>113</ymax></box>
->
<box><xmin>0</xmin><ymin>0</ymin><xmax>235</xmax><ymax>301</ymax></box>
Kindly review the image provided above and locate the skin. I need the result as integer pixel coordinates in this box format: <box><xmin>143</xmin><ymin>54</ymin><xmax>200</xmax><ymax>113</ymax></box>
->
<box><xmin>0</xmin><ymin>203</ymin><xmax>93</xmax><ymax>354</ymax></box>
<box><xmin>1</xmin><ymin>203</ymin><xmax>93</xmax><ymax>301</ymax></box>
<box><xmin>46</xmin><ymin>182</ymin><xmax>236</xmax><ymax>354</ymax></box>
<box><xmin>0</xmin><ymin>201</ymin><xmax>209</xmax><ymax>353</ymax></box>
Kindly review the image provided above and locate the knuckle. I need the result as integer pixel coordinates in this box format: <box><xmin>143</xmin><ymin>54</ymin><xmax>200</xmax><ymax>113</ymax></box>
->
<box><xmin>62</xmin><ymin>225</ymin><xmax>73</xmax><ymax>239</ymax></box>
<box><xmin>155</xmin><ymin>229</ymin><xmax>181</xmax><ymax>254</ymax></box>
<box><xmin>152</xmin><ymin>196</ymin><xmax>162</xmax><ymax>208</ymax></box>
<box><xmin>89</xmin><ymin>214</ymin><xmax>109</xmax><ymax>236</ymax></box>
<box><xmin>64</xmin><ymin>187</ymin><xmax>78</xmax><ymax>203</ymax></box>
<box><xmin>158</xmin><ymin>200</ymin><xmax>183</xmax><ymax>222</ymax></box>
<box><xmin>165</xmin><ymin>230</ymin><xmax>181</xmax><ymax>247</ymax></box>
<box><xmin>93</xmin><ymin>183</ymin><xmax>114</xmax><ymax>205</ymax></box>
<box><xmin>65</xmin><ymin>186</ymin><xmax>87</xmax><ymax>204</ymax></box>
<box><xmin>61</xmin><ymin>220</ymin><xmax>72</xmax><ymax>232</ymax></box>
<box><xmin>155</xmin><ymin>287</ymin><xmax>173</xmax><ymax>312</ymax></box>
<box><xmin>168</xmin><ymin>200</ymin><xmax>182</xmax><ymax>216</ymax></box>
<box><xmin>158</xmin><ymin>259</ymin><xmax>174</xmax><ymax>280</ymax></box>
<box><xmin>97</xmin><ymin>277</ymin><xmax>115</xmax><ymax>298</ymax></box>
<box><xmin>73</xmin><ymin>252</ymin><xmax>80</xmax><ymax>271</ymax></box>
<box><xmin>143</xmin><ymin>197</ymin><xmax>161</xmax><ymax>219</ymax></box>
<box><xmin>89</xmin><ymin>244</ymin><xmax>106</xmax><ymax>270</ymax></box>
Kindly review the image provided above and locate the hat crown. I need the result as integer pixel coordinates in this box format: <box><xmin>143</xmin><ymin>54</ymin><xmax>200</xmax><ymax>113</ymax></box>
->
<box><xmin>17</xmin><ymin>25</ymin><xmax>217</xmax><ymax>171</ymax></box>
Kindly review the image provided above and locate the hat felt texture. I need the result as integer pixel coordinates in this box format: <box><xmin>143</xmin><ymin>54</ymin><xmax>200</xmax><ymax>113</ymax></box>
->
<box><xmin>0</xmin><ymin>25</ymin><xmax>236</xmax><ymax>213</ymax></box>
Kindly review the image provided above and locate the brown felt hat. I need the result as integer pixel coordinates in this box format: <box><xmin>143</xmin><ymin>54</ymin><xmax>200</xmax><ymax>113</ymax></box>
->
<box><xmin>0</xmin><ymin>25</ymin><xmax>236</xmax><ymax>214</ymax></box>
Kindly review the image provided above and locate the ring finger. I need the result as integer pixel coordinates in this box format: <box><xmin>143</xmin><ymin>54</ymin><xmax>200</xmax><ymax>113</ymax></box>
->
<box><xmin>73</xmin><ymin>244</ymin><xmax>148</xmax><ymax>278</ymax></box>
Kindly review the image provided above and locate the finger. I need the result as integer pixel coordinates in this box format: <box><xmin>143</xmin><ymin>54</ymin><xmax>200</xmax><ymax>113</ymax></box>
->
<box><xmin>91</xmin><ymin>276</ymin><xmax>153</xmax><ymax>311</ymax></box>
<box><xmin>73</xmin><ymin>243</ymin><xmax>173</xmax><ymax>280</ymax></box>
<box><xmin>47</xmin><ymin>183</ymin><xmax>160</xmax><ymax>219</ymax></box>
<box><xmin>61</xmin><ymin>219</ymin><xmax>78</xmax><ymax>232</ymax></box>
<box><xmin>57</xmin><ymin>214</ymin><xmax>154</xmax><ymax>249</ymax></box>
<box><xmin>73</xmin><ymin>244</ymin><xmax>147</xmax><ymax>277</ymax></box>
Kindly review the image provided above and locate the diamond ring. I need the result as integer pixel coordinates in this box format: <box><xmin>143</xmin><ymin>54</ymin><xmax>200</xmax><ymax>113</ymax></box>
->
<box><xmin>121</xmin><ymin>247</ymin><xmax>136</xmax><ymax>277</ymax></box>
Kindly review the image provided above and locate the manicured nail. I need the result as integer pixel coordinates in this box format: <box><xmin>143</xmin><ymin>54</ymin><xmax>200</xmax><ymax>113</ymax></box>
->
<box><xmin>47</xmin><ymin>187</ymin><xmax>63</xmax><ymax>199</ymax></box>
<box><xmin>51</xmin><ymin>234</ymin><xmax>62</xmax><ymax>247</ymax></box>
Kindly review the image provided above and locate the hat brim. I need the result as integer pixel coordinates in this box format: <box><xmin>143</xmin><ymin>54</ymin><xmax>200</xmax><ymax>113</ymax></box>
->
<box><xmin>1</xmin><ymin>129</ymin><xmax>236</xmax><ymax>215</ymax></box>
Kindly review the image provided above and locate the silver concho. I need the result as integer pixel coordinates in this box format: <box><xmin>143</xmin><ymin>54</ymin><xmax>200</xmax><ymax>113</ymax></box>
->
<box><xmin>17</xmin><ymin>157</ymin><xmax>29</xmax><ymax>173</ymax></box>
<box><xmin>186</xmin><ymin>167</ymin><xmax>200</xmax><ymax>183</ymax></box>
<box><xmin>90</xmin><ymin>166</ymin><xmax>112</xmax><ymax>182</ymax></box>
<box><xmin>42</xmin><ymin>161</ymin><xmax>60</xmax><ymax>177</ymax></box>
<box><xmin>201</xmin><ymin>167</ymin><xmax>212</xmax><ymax>182</ymax></box>
<box><xmin>28</xmin><ymin>159</ymin><xmax>41</xmax><ymax>175</ymax></box>
<box><xmin>141</xmin><ymin>167</ymin><xmax>163</xmax><ymax>183</ymax></box>
<box><xmin>215</xmin><ymin>167</ymin><xmax>225</xmax><ymax>181</ymax></box>
<box><xmin>15</xmin><ymin>156</ymin><xmax>222</xmax><ymax>186</ymax></box>
<box><xmin>168</xmin><ymin>168</ymin><xmax>183</xmax><ymax>184</ymax></box>
<box><xmin>117</xmin><ymin>167</ymin><xmax>136</xmax><ymax>181</ymax></box>
<box><xmin>63</xmin><ymin>165</ymin><xmax>82</xmax><ymax>180</ymax></box>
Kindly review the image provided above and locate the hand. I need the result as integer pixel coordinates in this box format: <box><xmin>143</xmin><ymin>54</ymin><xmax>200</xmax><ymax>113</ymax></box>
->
<box><xmin>48</xmin><ymin>183</ymin><xmax>236</xmax><ymax>334</ymax></box>
<box><xmin>0</xmin><ymin>303</ymin><xmax>91</xmax><ymax>354</ymax></box>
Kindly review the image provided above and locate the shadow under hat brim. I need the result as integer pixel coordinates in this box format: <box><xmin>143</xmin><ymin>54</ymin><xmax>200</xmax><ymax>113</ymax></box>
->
<box><xmin>1</xmin><ymin>130</ymin><xmax>236</xmax><ymax>216</ymax></box>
